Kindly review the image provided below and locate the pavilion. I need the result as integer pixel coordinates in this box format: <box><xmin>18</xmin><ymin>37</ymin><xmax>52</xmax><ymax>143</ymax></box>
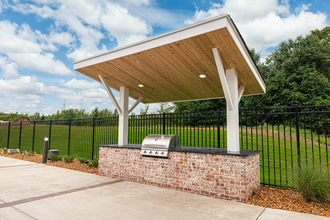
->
<box><xmin>73</xmin><ymin>13</ymin><xmax>266</xmax><ymax>154</ymax></box>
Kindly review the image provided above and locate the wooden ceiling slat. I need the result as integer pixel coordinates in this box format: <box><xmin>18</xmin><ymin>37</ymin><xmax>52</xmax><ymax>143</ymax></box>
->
<box><xmin>96</xmin><ymin>63</ymin><xmax>164</xmax><ymax>103</ymax></box>
<box><xmin>171</xmin><ymin>40</ymin><xmax>219</xmax><ymax>83</ymax></box>
<box><xmin>213</xmin><ymin>29</ymin><xmax>259</xmax><ymax>94</ymax></box>
<box><xmin>165</xmin><ymin>41</ymin><xmax>223</xmax><ymax>97</ymax></box>
<box><xmin>75</xmin><ymin>28</ymin><xmax>265</xmax><ymax>103</ymax></box>
<box><xmin>111</xmin><ymin>56</ymin><xmax>189</xmax><ymax>101</ymax></box>
<box><xmin>144</xmin><ymin>47</ymin><xmax>205</xmax><ymax>99</ymax></box>
<box><xmin>206</xmin><ymin>31</ymin><xmax>253</xmax><ymax>94</ymax></box>
<box><xmin>155</xmin><ymin>44</ymin><xmax>218</xmax><ymax>97</ymax></box>
<box><xmin>125</xmin><ymin>53</ymin><xmax>191</xmax><ymax>99</ymax></box>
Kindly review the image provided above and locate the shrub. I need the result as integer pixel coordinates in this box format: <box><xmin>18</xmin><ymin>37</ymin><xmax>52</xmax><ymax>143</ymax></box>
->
<box><xmin>77</xmin><ymin>157</ymin><xmax>87</xmax><ymax>163</ymax></box>
<box><xmin>63</xmin><ymin>155</ymin><xmax>75</xmax><ymax>163</ymax></box>
<box><xmin>50</xmin><ymin>154</ymin><xmax>63</xmax><ymax>161</ymax></box>
<box><xmin>27</xmin><ymin>150</ymin><xmax>36</xmax><ymax>156</ymax></box>
<box><xmin>21</xmin><ymin>150</ymin><xmax>27</xmax><ymax>156</ymax></box>
<box><xmin>87</xmin><ymin>159</ymin><xmax>98</xmax><ymax>168</ymax></box>
<box><xmin>3</xmin><ymin>148</ymin><xmax>7</xmax><ymax>154</ymax></box>
<box><xmin>294</xmin><ymin>162</ymin><xmax>330</xmax><ymax>204</ymax></box>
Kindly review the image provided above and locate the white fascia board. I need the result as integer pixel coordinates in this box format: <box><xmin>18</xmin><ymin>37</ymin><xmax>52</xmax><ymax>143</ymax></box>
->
<box><xmin>73</xmin><ymin>14</ymin><xmax>228</xmax><ymax>70</ymax></box>
<box><xmin>225</xmin><ymin>19</ymin><xmax>266</xmax><ymax>93</ymax></box>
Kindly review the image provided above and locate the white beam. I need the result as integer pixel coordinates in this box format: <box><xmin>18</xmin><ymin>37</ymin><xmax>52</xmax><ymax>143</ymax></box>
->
<box><xmin>212</xmin><ymin>48</ymin><xmax>233</xmax><ymax>111</ymax></box>
<box><xmin>238</xmin><ymin>85</ymin><xmax>245</xmax><ymax>102</ymax></box>
<box><xmin>119</xmin><ymin>87</ymin><xmax>129</xmax><ymax>146</ymax></box>
<box><xmin>128</xmin><ymin>97</ymin><xmax>144</xmax><ymax>114</ymax></box>
<box><xmin>98</xmin><ymin>75</ymin><xmax>122</xmax><ymax>116</ymax></box>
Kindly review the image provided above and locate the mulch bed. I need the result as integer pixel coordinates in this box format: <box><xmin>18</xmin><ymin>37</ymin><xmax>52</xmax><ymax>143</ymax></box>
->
<box><xmin>0</xmin><ymin>151</ymin><xmax>98</xmax><ymax>174</ymax></box>
<box><xmin>248</xmin><ymin>186</ymin><xmax>330</xmax><ymax>217</ymax></box>
<box><xmin>1</xmin><ymin>149</ymin><xmax>329</xmax><ymax>217</ymax></box>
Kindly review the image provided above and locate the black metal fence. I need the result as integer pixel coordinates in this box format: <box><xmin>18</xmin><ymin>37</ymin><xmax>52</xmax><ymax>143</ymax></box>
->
<box><xmin>0</xmin><ymin>104</ymin><xmax>329</xmax><ymax>189</ymax></box>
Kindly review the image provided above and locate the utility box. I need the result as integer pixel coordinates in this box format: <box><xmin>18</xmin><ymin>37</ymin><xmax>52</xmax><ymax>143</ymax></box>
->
<box><xmin>48</xmin><ymin>150</ymin><xmax>59</xmax><ymax>159</ymax></box>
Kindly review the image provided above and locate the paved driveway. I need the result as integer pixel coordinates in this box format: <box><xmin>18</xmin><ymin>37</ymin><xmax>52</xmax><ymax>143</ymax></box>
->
<box><xmin>0</xmin><ymin>156</ymin><xmax>327</xmax><ymax>220</ymax></box>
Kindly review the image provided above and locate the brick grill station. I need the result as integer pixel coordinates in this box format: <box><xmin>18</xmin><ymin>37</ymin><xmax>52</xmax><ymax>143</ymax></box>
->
<box><xmin>98</xmin><ymin>145</ymin><xmax>260</xmax><ymax>203</ymax></box>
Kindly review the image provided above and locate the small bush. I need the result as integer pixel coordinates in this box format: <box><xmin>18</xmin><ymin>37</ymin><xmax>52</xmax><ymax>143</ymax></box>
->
<box><xmin>3</xmin><ymin>148</ymin><xmax>7</xmax><ymax>154</ymax></box>
<box><xmin>63</xmin><ymin>155</ymin><xmax>75</xmax><ymax>163</ymax></box>
<box><xmin>77</xmin><ymin>157</ymin><xmax>87</xmax><ymax>163</ymax></box>
<box><xmin>294</xmin><ymin>162</ymin><xmax>330</xmax><ymax>204</ymax></box>
<box><xmin>87</xmin><ymin>159</ymin><xmax>98</xmax><ymax>168</ymax></box>
<box><xmin>21</xmin><ymin>150</ymin><xmax>27</xmax><ymax>156</ymax></box>
<box><xmin>50</xmin><ymin>154</ymin><xmax>63</xmax><ymax>161</ymax></box>
<box><xmin>27</xmin><ymin>150</ymin><xmax>36</xmax><ymax>156</ymax></box>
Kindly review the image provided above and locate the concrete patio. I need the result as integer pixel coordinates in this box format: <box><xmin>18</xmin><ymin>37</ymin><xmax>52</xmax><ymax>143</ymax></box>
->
<box><xmin>0</xmin><ymin>156</ymin><xmax>327</xmax><ymax>220</ymax></box>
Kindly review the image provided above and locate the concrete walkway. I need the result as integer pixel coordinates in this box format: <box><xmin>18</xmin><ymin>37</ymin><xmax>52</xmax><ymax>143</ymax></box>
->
<box><xmin>0</xmin><ymin>156</ymin><xmax>328</xmax><ymax>220</ymax></box>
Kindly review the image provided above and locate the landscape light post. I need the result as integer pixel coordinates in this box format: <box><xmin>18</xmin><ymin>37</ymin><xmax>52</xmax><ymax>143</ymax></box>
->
<box><xmin>42</xmin><ymin>136</ymin><xmax>49</xmax><ymax>164</ymax></box>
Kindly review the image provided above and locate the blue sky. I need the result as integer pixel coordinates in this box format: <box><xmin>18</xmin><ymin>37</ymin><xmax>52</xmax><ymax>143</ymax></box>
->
<box><xmin>0</xmin><ymin>0</ymin><xmax>329</xmax><ymax>116</ymax></box>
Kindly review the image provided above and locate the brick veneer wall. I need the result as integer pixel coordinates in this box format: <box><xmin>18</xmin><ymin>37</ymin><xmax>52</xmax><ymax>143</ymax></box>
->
<box><xmin>98</xmin><ymin>147</ymin><xmax>260</xmax><ymax>203</ymax></box>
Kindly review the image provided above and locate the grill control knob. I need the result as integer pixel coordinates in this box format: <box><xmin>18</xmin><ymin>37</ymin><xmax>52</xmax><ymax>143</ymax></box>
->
<box><xmin>149</xmin><ymin>151</ymin><xmax>152</xmax><ymax>154</ymax></box>
<box><xmin>144</xmin><ymin>150</ymin><xmax>147</xmax><ymax>153</ymax></box>
<box><xmin>161</xmin><ymin>152</ymin><xmax>164</xmax><ymax>155</ymax></box>
<box><xmin>155</xmin><ymin>151</ymin><xmax>158</xmax><ymax>154</ymax></box>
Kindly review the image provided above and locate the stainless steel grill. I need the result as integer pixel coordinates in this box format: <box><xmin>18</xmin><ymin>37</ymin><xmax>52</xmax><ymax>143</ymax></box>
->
<box><xmin>140</xmin><ymin>134</ymin><xmax>180</xmax><ymax>157</ymax></box>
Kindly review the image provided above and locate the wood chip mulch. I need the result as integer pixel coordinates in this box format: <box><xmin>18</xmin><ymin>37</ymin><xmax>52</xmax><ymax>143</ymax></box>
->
<box><xmin>248</xmin><ymin>186</ymin><xmax>330</xmax><ymax>217</ymax></box>
<box><xmin>0</xmin><ymin>151</ymin><xmax>98</xmax><ymax>174</ymax></box>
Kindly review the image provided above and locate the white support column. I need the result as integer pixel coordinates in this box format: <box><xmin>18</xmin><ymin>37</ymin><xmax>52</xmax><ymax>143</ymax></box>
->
<box><xmin>119</xmin><ymin>87</ymin><xmax>129</xmax><ymax>146</ymax></box>
<box><xmin>226</xmin><ymin>69</ymin><xmax>240</xmax><ymax>153</ymax></box>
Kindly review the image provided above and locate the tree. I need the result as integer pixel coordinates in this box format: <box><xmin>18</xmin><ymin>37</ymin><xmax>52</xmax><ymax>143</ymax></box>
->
<box><xmin>311</xmin><ymin>26</ymin><xmax>330</xmax><ymax>44</ymax></box>
<box><xmin>156</xmin><ymin>103</ymin><xmax>175</xmax><ymax>114</ymax></box>
<box><xmin>259</xmin><ymin>33</ymin><xmax>330</xmax><ymax>107</ymax></box>
<box><xmin>140</xmin><ymin>105</ymin><xmax>149</xmax><ymax>115</ymax></box>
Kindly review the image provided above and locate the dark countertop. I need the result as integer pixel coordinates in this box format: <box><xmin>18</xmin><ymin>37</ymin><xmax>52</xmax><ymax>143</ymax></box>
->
<box><xmin>98</xmin><ymin>144</ymin><xmax>261</xmax><ymax>156</ymax></box>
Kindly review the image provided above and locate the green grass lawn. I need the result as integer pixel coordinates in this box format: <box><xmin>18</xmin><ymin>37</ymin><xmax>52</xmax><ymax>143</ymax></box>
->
<box><xmin>0</xmin><ymin>123</ymin><xmax>329</xmax><ymax>189</ymax></box>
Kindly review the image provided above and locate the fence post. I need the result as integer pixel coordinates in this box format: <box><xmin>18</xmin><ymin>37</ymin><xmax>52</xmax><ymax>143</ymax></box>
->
<box><xmin>32</xmin><ymin>121</ymin><xmax>36</xmax><ymax>151</ymax></box>
<box><xmin>92</xmin><ymin>117</ymin><xmax>95</xmax><ymax>160</ymax></box>
<box><xmin>217</xmin><ymin>109</ymin><xmax>220</xmax><ymax>148</ymax></box>
<box><xmin>48</xmin><ymin>119</ymin><xmax>52</xmax><ymax>150</ymax></box>
<box><xmin>295</xmin><ymin>104</ymin><xmax>301</xmax><ymax>170</ymax></box>
<box><xmin>163</xmin><ymin>113</ymin><xmax>166</xmax><ymax>135</ymax></box>
<box><xmin>68</xmin><ymin>118</ymin><xmax>71</xmax><ymax>155</ymax></box>
<box><xmin>19</xmin><ymin>121</ymin><xmax>22</xmax><ymax>150</ymax></box>
<box><xmin>7</xmin><ymin>121</ymin><xmax>10</xmax><ymax>149</ymax></box>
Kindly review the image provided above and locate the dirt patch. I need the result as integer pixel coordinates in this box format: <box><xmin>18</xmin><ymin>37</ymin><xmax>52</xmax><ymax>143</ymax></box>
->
<box><xmin>248</xmin><ymin>186</ymin><xmax>330</xmax><ymax>217</ymax></box>
<box><xmin>0</xmin><ymin>152</ymin><xmax>98</xmax><ymax>174</ymax></box>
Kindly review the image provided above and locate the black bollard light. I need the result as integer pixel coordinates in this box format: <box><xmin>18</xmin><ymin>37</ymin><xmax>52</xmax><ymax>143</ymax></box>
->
<box><xmin>42</xmin><ymin>136</ymin><xmax>49</xmax><ymax>164</ymax></box>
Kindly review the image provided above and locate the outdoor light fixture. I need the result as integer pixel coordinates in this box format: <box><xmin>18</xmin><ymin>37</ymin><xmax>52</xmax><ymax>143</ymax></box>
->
<box><xmin>199</xmin><ymin>74</ymin><xmax>206</xmax><ymax>78</ymax></box>
<box><xmin>138</xmin><ymin>84</ymin><xmax>144</xmax><ymax>87</ymax></box>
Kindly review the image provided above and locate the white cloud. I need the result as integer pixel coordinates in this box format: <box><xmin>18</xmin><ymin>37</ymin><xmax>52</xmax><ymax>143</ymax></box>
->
<box><xmin>0</xmin><ymin>76</ymin><xmax>47</xmax><ymax>96</ymax></box>
<box><xmin>0</xmin><ymin>20</ymin><xmax>74</xmax><ymax>76</ymax></box>
<box><xmin>100</xmin><ymin>2</ymin><xmax>152</xmax><ymax>47</ymax></box>
<box><xmin>0</xmin><ymin>102</ymin><xmax>19</xmax><ymax>114</ymax></box>
<box><xmin>185</xmin><ymin>0</ymin><xmax>328</xmax><ymax>54</ymax></box>
<box><xmin>60</xmin><ymin>78</ymin><xmax>100</xmax><ymax>89</ymax></box>
<box><xmin>25</xmin><ymin>103</ymin><xmax>37</xmax><ymax>108</ymax></box>
<box><xmin>8</xmin><ymin>52</ymin><xmax>73</xmax><ymax>76</ymax></box>
<box><xmin>119</xmin><ymin>0</ymin><xmax>151</xmax><ymax>6</ymax></box>
<box><xmin>10</xmin><ymin>0</ymin><xmax>154</xmax><ymax>60</ymax></box>
<box><xmin>0</xmin><ymin>56</ymin><xmax>19</xmax><ymax>78</ymax></box>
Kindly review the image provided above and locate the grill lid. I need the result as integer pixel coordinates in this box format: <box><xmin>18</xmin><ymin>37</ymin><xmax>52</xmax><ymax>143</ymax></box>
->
<box><xmin>141</xmin><ymin>134</ymin><xmax>180</xmax><ymax>157</ymax></box>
